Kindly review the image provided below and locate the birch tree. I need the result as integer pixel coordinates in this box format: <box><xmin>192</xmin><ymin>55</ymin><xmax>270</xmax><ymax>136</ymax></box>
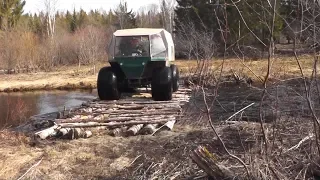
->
<box><xmin>43</xmin><ymin>0</ymin><xmax>57</xmax><ymax>38</ymax></box>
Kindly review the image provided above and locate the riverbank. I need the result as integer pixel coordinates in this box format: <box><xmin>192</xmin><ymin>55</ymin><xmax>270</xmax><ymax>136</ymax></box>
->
<box><xmin>0</xmin><ymin>64</ymin><xmax>102</xmax><ymax>92</ymax></box>
<box><xmin>0</xmin><ymin>56</ymin><xmax>315</xmax><ymax>93</ymax></box>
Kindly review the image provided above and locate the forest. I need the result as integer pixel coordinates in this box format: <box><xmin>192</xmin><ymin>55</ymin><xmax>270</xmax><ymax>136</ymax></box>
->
<box><xmin>0</xmin><ymin>0</ymin><xmax>315</xmax><ymax>71</ymax></box>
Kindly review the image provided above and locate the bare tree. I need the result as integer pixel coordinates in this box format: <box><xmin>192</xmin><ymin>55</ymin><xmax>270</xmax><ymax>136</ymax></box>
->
<box><xmin>136</xmin><ymin>4</ymin><xmax>160</xmax><ymax>28</ymax></box>
<box><xmin>43</xmin><ymin>0</ymin><xmax>58</xmax><ymax>38</ymax></box>
<box><xmin>160</xmin><ymin>0</ymin><xmax>175</xmax><ymax>34</ymax></box>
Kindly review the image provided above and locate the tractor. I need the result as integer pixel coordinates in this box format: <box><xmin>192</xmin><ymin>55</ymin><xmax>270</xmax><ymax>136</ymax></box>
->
<box><xmin>97</xmin><ymin>28</ymin><xmax>179</xmax><ymax>101</ymax></box>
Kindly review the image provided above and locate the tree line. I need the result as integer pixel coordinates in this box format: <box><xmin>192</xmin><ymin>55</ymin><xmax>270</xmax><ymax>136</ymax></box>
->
<box><xmin>0</xmin><ymin>0</ymin><xmax>318</xmax><ymax>70</ymax></box>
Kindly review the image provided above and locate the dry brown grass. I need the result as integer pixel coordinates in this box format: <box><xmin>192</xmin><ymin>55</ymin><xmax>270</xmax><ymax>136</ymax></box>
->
<box><xmin>0</xmin><ymin>62</ymin><xmax>107</xmax><ymax>92</ymax></box>
<box><xmin>176</xmin><ymin>55</ymin><xmax>316</xmax><ymax>82</ymax></box>
<box><xmin>1</xmin><ymin>119</ymin><xmax>312</xmax><ymax>179</ymax></box>
<box><xmin>0</xmin><ymin>55</ymin><xmax>315</xmax><ymax>93</ymax></box>
<box><xmin>0</xmin><ymin>125</ymin><xmax>207</xmax><ymax>180</ymax></box>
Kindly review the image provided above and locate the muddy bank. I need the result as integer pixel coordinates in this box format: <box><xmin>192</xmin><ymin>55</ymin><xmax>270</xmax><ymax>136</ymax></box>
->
<box><xmin>0</xmin><ymin>71</ymin><xmax>97</xmax><ymax>93</ymax></box>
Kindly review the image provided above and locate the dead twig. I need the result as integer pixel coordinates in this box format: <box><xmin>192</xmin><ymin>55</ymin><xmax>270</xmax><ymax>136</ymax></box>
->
<box><xmin>225</xmin><ymin>103</ymin><xmax>255</xmax><ymax>122</ymax></box>
<box><xmin>283</xmin><ymin>134</ymin><xmax>315</xmax><ymax>154</ymax></box>
<box><xmin>17</xmin><ymin>157</ymin><xmax>43</xmax><ymax>180</ymax></box>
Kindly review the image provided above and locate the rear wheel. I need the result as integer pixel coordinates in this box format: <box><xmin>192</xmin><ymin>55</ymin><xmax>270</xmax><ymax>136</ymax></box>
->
<box><xmin>151</xmin><ymin>67</ymin><xmax>173</xmax><ymax>101</ymax></box>
<box><xmin>170</xmin><ymin>64</ymin><xmax>179</xmax><ymax>92</ymax></box>
<box><xmin>97</xmin><ymin>67</ymin><xmax>120</xmax><ymax>100</ymax></box>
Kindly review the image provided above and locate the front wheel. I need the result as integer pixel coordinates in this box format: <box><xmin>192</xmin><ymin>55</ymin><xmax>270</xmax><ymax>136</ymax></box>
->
<box><xmin>151</xmin><ymin>67</ymin><xmax>173</xmax><ymax>101</ymax></box>
<box><xmin>97</xmin><ymin>67</ymin><xmax>120</xmax><ymax>100</ymax></box>
<box><xmin>170</xmin><ymin>64</ymin><xmax>180</xmax><ymax>92</ymax></box>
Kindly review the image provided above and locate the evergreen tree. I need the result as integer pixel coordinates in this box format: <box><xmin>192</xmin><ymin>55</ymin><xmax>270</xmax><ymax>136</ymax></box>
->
<box><xmin>175</xmin><ymin>0</ymin><xmax>283</xmax><ymax>47</ymax></box>
<box><xmin>0</xmin><ymin>0</ymin><xmax>26</xmax><ymax>30</ymax></box>
<box><xmin>114</xmin><ymin>0</ymin><xmax>136</xmax><ymax>29</ymax></box>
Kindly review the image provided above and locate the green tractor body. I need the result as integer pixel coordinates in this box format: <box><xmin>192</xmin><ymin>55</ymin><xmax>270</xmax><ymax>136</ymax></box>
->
<box><xmin>98</xmin><ymin>28</ymin><xmax>179</xmax><ymax>101</ymax></box>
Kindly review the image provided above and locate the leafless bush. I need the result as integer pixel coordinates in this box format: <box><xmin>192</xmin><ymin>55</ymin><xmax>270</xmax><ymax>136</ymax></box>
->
<box><xmin>176</xmin><ymin>21</ymin><xmax>217</xmax><ymax>86</ymax></box>
<box><xmin>0</xmin><ymin>31</ymin><xmax>40</xmax><ymax>71</ymax></box>
<box><xmin>0</xmin><ymin>26</ymin><xmax>112</xmax><ymax>72</ymax></box>
<box><xmin>75</xmin><ymin>26</ymin><xmax>110</xmax><ymax>74</ymax></box>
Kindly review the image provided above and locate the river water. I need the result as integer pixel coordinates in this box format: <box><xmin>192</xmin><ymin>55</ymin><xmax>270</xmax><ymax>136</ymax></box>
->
<box><xmin>0</xmin><ymin>90</ymin><xmax>97</xmax><ymax>128</ymax></box>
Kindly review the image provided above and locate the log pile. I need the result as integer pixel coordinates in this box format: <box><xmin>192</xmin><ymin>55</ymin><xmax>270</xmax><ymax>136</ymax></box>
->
<box><xmin>33</xmin><ymin>87</ymin><xmax>192</xmax><ymax>140</ymax></box>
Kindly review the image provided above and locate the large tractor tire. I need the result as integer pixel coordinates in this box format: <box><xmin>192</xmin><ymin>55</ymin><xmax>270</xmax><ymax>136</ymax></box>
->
<box><xmin>170</xmin><ymin>64</ymin><xmax>180</xmax><ymax>92</ymax></box>
<box><xmin>151</xmin><ymin>67</ymin><xmax>173</xmax><ymax>101</ymax></box>
<box><xmin>97</xmin><ymin>67</ymin><xmax>120</xmax><ymax>100</ymax></box>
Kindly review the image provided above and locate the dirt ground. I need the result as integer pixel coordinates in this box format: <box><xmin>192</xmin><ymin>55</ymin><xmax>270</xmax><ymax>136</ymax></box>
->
<box><xmin>1</xmin><ymin>57</ymin><xmax>320</xmax><ymax>179</ymax></box>
<box><xmin>0</xmin><ymin>124</ymin><xmax>214</xmax><ymax>180</ymax></box>
<box><xmin>1</xmin><ymin>115</ymin><xmax>316</xmax><ymax>180</ymax></box>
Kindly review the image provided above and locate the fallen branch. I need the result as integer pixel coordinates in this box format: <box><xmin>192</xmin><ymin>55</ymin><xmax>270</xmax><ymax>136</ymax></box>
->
<box><xmin>283</xmin><ymin>134</ymin><xmax>315</xmax><ymax>154</ymax></box>
<box><xmin>225</xmin><ymin>103</ymin><xmax>255</xmax><ymax>122</ymax></box>
<box><xmin>151</xmin><ymin>120</ymin><xmax>176</xmax><ymax>136</ymax></box>
<box><xmin>17</xmin><ymin>157</ymin><xmax>43</xmax><ymax>180</ymax></box>
<box><xmin>190</xmin><ymin>146</ymin><xmax>236</xmax><ymax>180</ymax></box>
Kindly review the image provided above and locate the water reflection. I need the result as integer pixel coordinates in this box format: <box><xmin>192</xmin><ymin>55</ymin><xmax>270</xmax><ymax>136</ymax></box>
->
<box><xmin>0</xmin><ymin>90</ymin><xmax>97</xmax><ymax>128</ymax></box>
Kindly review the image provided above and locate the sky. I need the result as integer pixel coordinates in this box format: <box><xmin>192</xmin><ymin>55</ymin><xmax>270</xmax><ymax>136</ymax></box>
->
<box><xmin>23</xmin><ymin>0</ymin><xmax>161</xmax><ymax>14</ymax></box>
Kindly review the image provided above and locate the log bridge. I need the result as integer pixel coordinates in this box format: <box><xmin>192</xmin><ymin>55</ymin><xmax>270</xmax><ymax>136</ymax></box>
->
<box><xmin>33</xmin><ymin>87</ymin><xmax>192</xmax><ymax>140</ymax></box>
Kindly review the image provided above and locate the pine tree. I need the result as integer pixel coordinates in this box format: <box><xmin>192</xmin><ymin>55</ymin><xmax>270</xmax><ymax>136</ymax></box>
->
<box><xmin>114</xmin><ymin>0</ymin><xmax>136</xmax><ymax>29</ymax></box>
<box><xmin>0</xmin><ymin>0</ymin><xmax>26</xmax><ymax>30</ymax></box>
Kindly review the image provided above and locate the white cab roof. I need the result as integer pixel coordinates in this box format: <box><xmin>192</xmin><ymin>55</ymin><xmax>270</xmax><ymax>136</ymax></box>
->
<box><xmin>113</xmin><ymin>28</ymin><xmax>167</xmax><ymax>36</ymax></box>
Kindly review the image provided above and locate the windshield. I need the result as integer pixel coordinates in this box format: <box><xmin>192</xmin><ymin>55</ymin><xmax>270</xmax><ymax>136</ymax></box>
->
<box><xmin>115</xmin><ymin>36</ymin><xmax>150</xmax><ymax>57</ymax></box>
<box><xmin>150</xmin><ymin>33</ymin><xmax>166</xmax><ymax>57</ymax></box>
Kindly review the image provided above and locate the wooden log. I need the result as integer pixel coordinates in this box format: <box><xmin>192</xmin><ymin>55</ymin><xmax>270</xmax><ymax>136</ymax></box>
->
<box><xmin>85</xmin><ymin>130</ymin><xmax>93</xmax><ymax>138</ymax></box>
<box><xmin>93</xmin><ymin>114</ymin><xmax>105</xmax><ymax>121</ymax></box>
<box><xmin>127</xmin><ymin>124</ymin><xmax>144</xmax><ymax>136</ymax></box>
<box><xmin>72</xmin><ymin>109</ymin><xmax>182</xmax><ymax>116</ymax></box>
<box><xmin>57</xmin><ymin>128</ymin><xmax>92</xmax><ymax>139</ymax></box>
<box><xmin>58</xmin><ymin>118</ymin><xmax>176</xmax><ymax>128</ymax></box>
<box><xmin>190</xmin><ymin>146</ymin><xmax>236</xmax><ymax>180</ymax></box>
<box><xmin>55</xmin><ymin>115</ymin><xmax>176</xmax><ymax>124</ymax></box>
<box><xmin>88</xmin><ymin>100</ymin><xmax>182</xmax><ymax>105</ymax></box>
<box><xmin>140</xmin><ymin>124</ymin><xmax>157</xmax><ymax>135</ymax></box>
<box><xmin>87</xmin><ymin>104</ymin><xmax>181</xmax><ymax>110</ymax></box>
<box><xmin>111</xmin><ymin>127</ymin><xmax>128</xmax><ymax>137</ymax></box>
<box><xmin>87</xmin><ymin>97</ymin><xmax>190</xmax><ymax>105</ymax></box>
<box><xmin>34</xmin><ymin>125</ymin><xmax>59</xmax><ymax>139</ymax></box>
<box><xmin>57</xmin><ymin>128</ymin><xmax>72</xmax><ymax>136</ymax></box>
<box><xmin>94</xmin><ymin>108</ymin><xmax>181</xmax><ymax>114</ymax></box>
<box><xmin>108</xmin><ymin>113</ymin><xmax>182</xmax><ymax>118</ymax></box>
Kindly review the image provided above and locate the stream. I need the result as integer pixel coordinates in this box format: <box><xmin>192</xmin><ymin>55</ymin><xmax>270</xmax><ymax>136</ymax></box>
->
<box><xmin>0</xmin><ymin>89</ymin><xmax>97</xmax><ymax>128</ymax></box>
